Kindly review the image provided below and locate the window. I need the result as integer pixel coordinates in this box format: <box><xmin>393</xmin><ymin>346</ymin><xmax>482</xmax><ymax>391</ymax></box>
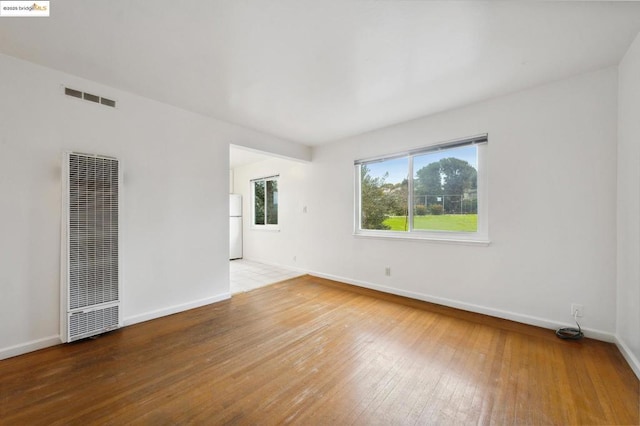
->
<box><xmin>252</xmin><ymin>176</ymin><xmax>279</xmax><ymax>228</ymax></box>
<box><xmin>355</xmin><ymin>135</ymin><xmax>488</xmax><ymax>243</ymax></box>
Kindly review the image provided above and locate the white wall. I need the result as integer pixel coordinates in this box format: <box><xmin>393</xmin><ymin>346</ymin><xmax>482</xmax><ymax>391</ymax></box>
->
<box><xmin>237</xmin><ymin>67</ymin><xmax>620</xmax><ymax>338</ymax></box>
<box><xmin>0</xmin><ymin>53</ymin><xmax>304</xmax><ymax>359</ymax></box>
<box><xmin>232</xmin><ymin>157</ymin><xmax>311</xmax><ymax>266</ymax></box>
<box><xmin>617</xmin><ymin>33</ymin><xmax>640</xmax><ymax>377</ymax></box>
<box><xmin>2</xmin><ymin>46</ymin><xmax>633</xmax><ymax>368</ymax></box>
<box><xmin>229</xmin><ymin>133</ymin><xmax>311</xmax><ymax>164</ymax></box>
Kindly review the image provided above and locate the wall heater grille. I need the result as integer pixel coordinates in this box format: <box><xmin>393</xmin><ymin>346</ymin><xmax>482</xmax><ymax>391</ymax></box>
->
<box><xmin>68</xmin><ymin>305</ymin><xmax>120</xmax><ymax>341</ymax></box>
<box><xmin>61</xmin><ymin>152</ymin><xmax>122</xmax><ymax>342</ymax></box>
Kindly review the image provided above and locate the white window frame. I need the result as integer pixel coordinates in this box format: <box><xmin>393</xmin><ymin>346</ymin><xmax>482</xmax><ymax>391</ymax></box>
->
<box><xmin>251</xmin><ymin>175</ymin><xmax>280</xmax><ymax>231</ymax></box>
<box><xmin>354</xmin><ymin>135</ymin><xmax>489</xmax><ymax>245</ymax></box>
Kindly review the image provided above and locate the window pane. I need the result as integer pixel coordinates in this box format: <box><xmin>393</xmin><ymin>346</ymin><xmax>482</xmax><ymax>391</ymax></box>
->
<box><xmin>254</xmin><ymin>180</ymin><xmax>265</xmax><ymax>225</ymax></box>
<box><xmin>413</xmin><ymin>145</ymin><xmax>477</xmax><ymax>232</ymax></box>
<box><xmin>266</xmin><ymin>179</ymin><xmax>278</xmax><ymax>225</ymax></box>
<box><xmin>360</xmin><ymin>157</ymin><xmax>408</xmax><ymax>231</ymax></box>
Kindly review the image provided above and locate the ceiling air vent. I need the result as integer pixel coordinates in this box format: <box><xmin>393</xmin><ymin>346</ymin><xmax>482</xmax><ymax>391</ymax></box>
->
<box><xmin>83</xmin><ymin>92</ymin><xmax>99</xmax><ymax>103</ymax></box>
<box><xmin>64</xmin><ymin>87</ymin><xmax>82</xmax><ymax>99</ymax></box>
<box><xmin>101</xmin><ymin>97</ymin><xmax>116</xmax><ymax>108</ymax></box>
<box><xmin>64</xmin><ymin>86</ymin><xmax>117</xmax><ymax>108</ymax></box>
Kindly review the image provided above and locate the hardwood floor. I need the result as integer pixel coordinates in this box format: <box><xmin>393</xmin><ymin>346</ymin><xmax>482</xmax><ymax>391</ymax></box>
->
<box><xmin>1</xmin><ymin>275</ymin><xmax>638</xmax><ymax>425</ymax></box>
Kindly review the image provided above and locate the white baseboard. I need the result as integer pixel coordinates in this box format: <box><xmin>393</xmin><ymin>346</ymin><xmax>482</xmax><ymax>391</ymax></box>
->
<box><xmin>0</xmin><ymin>335</ymin><xmax>61</xmax><ymax>361</ymax></box>
<box><xmin>123</xmin><ymin>293</ymin><xmax>231</xmax><ymax>326</ymax></box>
<box><xmin>1</xmin><ymin>294</ymin><xmax>231</xmax><ymax>360</ymax></box>
<box><xmin>615</xmin><ymin>335</ymin><xmax>640</xmax><ymax>380</ymax></box>
<box><xmin>239</xmin><ymin>259</ymin><xmax>616</xmax><ymax>341</ymax></box>
<box><xmin>306</xmin><ymin>270</ymin><xmax>616</xmax><ymax>343</ymax></box>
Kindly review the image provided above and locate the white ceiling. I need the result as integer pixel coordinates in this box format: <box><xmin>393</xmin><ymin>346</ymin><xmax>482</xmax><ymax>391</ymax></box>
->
<box><xmin>1</xmin><ymin>1</ymin><xmax>640</xmax><ymax>146</ymax></box>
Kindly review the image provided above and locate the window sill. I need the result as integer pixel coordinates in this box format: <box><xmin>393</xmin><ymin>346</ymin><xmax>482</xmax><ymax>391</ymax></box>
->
<box><xmin>353</xmin><ymin>231</ymin><xmax>490</xmax><ymax>246</ymax></box>
<box><xmin>251</xmin><ymin>226</ymin><xmax>280</xmax><ymax>232</ymax></box>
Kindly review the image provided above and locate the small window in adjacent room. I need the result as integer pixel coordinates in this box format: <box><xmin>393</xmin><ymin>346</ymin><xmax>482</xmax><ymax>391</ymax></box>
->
<box><xmin>355</xmin><ymin>135</ymin><xmax>488</xmax><ymax>244</ymax></box>
<box><xmin>252</xmin><ymin>175</ymin><xmax>279</xmax><ymax>229</ymax></box>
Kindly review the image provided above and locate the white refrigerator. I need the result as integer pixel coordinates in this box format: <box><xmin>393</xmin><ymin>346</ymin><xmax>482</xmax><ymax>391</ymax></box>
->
<box><xmin>229</xmin><ymin>194</ymin><xmax>243</xmax><ymax>260</ymax></box>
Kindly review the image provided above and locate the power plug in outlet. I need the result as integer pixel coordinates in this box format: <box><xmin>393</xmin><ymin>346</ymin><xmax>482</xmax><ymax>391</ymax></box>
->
<box><xmin>571</xmin><ymin>303</ymin><xmax>584</xmax><ymax>318</ymax></box>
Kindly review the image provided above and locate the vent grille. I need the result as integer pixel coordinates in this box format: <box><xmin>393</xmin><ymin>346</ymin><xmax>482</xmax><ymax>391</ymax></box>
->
<box><xmin>101</xmin><ymin>97</ymin><xmax>116</xmax><ymax>108</ymax></box>
<box><xmin>69</xmin><ymin>305</ymin><xmax>119</xmax><ymax>341</ymax></box>
<box><xmin>65</xmin><ymin>87</ymin><xmax>82</xmax><ymax>98</ymax></box>
<box><xmin>65</xmin><ymin>86</ymin><xmax>116</xmax><ymax>108</ymax></box>
<box><xmin>68</xmin><ymin>154</ymin><xmax>119</xmax><ymax>310</ymax></box>
<box><xmin>83</xmin><ymin>92</ymin><xmax>99</xmax><ymax>103</ymax></box>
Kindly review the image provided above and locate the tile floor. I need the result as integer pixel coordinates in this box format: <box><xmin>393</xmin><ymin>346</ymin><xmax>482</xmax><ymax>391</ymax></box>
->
<box><xmin>230</xmin><ymin>259</ymin><xmax>304</xmax><ymax>294</ymax></box>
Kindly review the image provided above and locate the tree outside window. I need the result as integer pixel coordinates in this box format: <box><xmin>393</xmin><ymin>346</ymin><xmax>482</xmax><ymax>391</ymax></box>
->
<box><xmin>252</xmin><ymin>176</ymin><xmax>278</xmax><ymax>227</ymax></box>
<box><xmin>357</xmin><ymin>139</ymin><xmax>486</xmax><ymax>237</ymax></box>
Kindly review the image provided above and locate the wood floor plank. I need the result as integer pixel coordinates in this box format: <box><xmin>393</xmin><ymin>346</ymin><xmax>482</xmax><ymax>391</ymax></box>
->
<box><xmin>1</xmin><ymin>275</ymin><xmax>637</xmax><ymax>425</ymax></box>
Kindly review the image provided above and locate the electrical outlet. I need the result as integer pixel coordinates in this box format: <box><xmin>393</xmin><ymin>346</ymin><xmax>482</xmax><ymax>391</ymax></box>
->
<box><xmin>385</xmin><ymin>267</ymin><xmax>391</xmax><ymax>276</ymax></box>
<box><xmin>571</xmin><ymin>303</ymin><xmax>584</xmax><ymax>318</ymax></box>
<box><xmin>293</xmin><ymin>255</ymin><xmax>297</xmax><ymax>262</ymax></box>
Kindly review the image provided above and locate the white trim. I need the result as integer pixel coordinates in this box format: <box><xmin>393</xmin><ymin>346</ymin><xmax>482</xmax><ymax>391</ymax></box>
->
<box><xmin>614</xmin><ymin>335</ymin><xmax>640</xmax><ymax>380</ymax></box>
<box><xmin>240</xmin><ymin>261</ymin><xmax>617</xmax><ymax>343</ymax></box>
<box><xmin>123</xmin><ymin>293</ymin><xmax>231</xmax><ymax>326</ymax></box>
<box><xmin>354</xmin><ymin>142</ymin><xmax>488</xmax><ymax>244</ymax></box>
<box><xmin>250</xmin><ymin>226</ymin><xmax>281</xmax><ymax>232</ymax></box>
<box><xmin>0</xmin><ymin>335</ymin><xmax>61</xmax><ymax>360</ymax></box>
<box><xmin>3</xmin><ymin>272</ymin><xmax>632</xmax><ymax>379</ymax></box>
<box><xmin>60</xmin><ymin>152</ymin><xmax>69</xmax><ymax>342</ymax></box>
<box><xmin>60</xmin><ymin>152</ymin><xmax>123</xmax><ymax>342</ymax></box>
<box><xmin>353</xmin><ymin>232</ymin><xmax>490</xmax><ymax>246</ymax></box>
<box><xmin>0</xmin><ymin>292</ymin><xmax>231</xmax><ymax>360</ymax></box>
<box><xmin>354</xmin><ymin>133</ymin><xmax>488</xmax><ymax>165</ymax></box>
<box><xmin>250</xmin><ymin>175</ymin><xmax>279</xmax><ymax>229</ymax></box>
<box><xmin>1</xmin><ymin>293</ymin><xmax>231</xmax><ymax>360</ymax></box>
<box><xmin>305</xmin><ymin>269</ymin><xmax>616</xmax><ymax>342</ymax></box>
